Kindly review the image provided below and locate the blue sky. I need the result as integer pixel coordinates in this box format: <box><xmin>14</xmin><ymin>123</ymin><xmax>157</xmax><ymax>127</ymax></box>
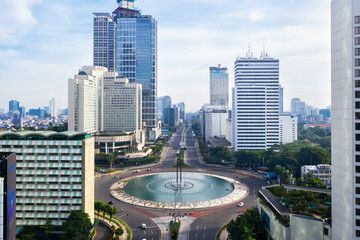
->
<box><xmin>0</xmin><ymin>0</ymin><xmax>330</xmax><ymax>112</ymax></box>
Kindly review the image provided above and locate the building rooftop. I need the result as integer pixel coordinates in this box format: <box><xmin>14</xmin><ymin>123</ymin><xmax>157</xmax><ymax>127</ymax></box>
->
<box><xmin>0</xmin><ymin>131</ymin><xmax>91</xmax><ymax>140</ymax></box>
<box><xmin>259</xmin><ymin>188</ymin><xmax>291</xmax><ymax>216</ymax></box>
<box><xmin>209</xmin><ymin>138</ymin><xmax>231</xmax><ymax>148</ymax></box>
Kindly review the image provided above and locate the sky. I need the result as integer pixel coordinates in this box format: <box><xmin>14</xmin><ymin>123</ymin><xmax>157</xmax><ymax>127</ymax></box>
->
<box><xmin>0</xmin><ymin>0</ymin><xmax>331</xmax><ymax>112</ymax></box>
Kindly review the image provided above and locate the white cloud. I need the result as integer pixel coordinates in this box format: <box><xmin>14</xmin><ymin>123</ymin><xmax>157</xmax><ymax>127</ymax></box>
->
<box><xmin>248</xmin><ymin>11</ymin><xmax>265</xmax><ymax>22</ymax></box>
<box><xmin>0</xmin><ymin>0</ymin><xmax>41</xmax><ymax>44</ymax></box>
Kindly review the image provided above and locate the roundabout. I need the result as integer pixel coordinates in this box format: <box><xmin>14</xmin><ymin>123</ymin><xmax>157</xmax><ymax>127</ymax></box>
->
<box><xmin>110</xmin><ymin>172</ymin><xmax>248</xmax><ymax>210</ymax></box>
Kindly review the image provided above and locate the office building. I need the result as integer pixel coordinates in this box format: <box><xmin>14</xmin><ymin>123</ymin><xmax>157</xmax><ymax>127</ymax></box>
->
<box><xmin>0</xmin><ymin>131</ymin><xmax>94</xmax><ymax>226</ymax></box>
<box><xmin>28</xmin><ymin>108</ymin><xmax>46</xmax><ymax>119</ymax></box>
<box><xmin>102</xmin><ymin>73</ymin><xmax>142</xmax><ymax>133</ymax></box>
<box><xmin>291</xmin><ymin>98</ymin><xmax>306</xmax><ymax>121</ymax></box>
<box><xmin>279</xmin><ymin>115</ymin><xmax>297</xmax><ymax>144</ymax></box>
<box><xmin>68</xmin><ymin>66</ymin><xmax>107</xmax><ymax>133</ymax></box>
<box><xmin>94</xmin><ymin>0</ymin><xmax>159</xmax><ymax>141</ymax></box>
<box><xmin>331</xmin><ymin>0</ymin><xmax>360</xmax><ymax>238</ymax></box>
<box><xmin>163</xmin><ymin>107</ymin><xmax>179</xmax><ymax>128</ymax></box>
<box><xmin>177</xmin><ymin>102</ymin><xmax>186</xmax><ymax>121</ymax></box>
<box><xmin>8</xmin><ymin>101</ymin><xmax>19</xmax><ymax>112</ymax></box>
<box><xmin>279</xmin><ymin>85</ymin><xmax>284</xmax><ymax>114</ymax></box>
<box><xmin>232</xmin><ymin>53</ymin><xmax>280</xmax><ymax>150</ymax></box>
<box><xmin>200</xmin><ymin>105</ymin><xmax>228</xmax><ymax>142</ymax></box>
<box><xmin>49</xmin><ymin>98</ymin><xmax>58</xmax><ymax>118</ymax></box>
<box><xmin>301</xmin><ymin>164</ymin><xmax>331</xmax><ymax>186</ymax></box>
<box><xmin>93</xmin><ymin>13</ymin><xmax>117</xmax><ymax>71</ymax></box>
<box><xmin>210</xmin><ymin>64</ymin><xmax>229</xmax><ymax>107</ymax></box>
<box><xmin>0</xmin><ymin>152</ymin><xmax>16</xmax><ymax>240</ymax></box>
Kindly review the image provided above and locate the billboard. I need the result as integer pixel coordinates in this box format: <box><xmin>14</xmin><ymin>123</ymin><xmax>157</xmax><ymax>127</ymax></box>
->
<box><xmin>7</xmin><ymin>159</ymin><xmax>16</xmax><ymax>240</ymax></box>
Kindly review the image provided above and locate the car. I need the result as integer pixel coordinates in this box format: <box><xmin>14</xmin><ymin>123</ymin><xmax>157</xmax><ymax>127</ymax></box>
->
<box><xmin>237</xmin><ymin>202</ymin><xmax>244</xmax><ymax>207</ymax></box>
<box><xmin>141</xmin><ymin>223</ymin><xmax>147</xmax><ymax>229</ymax></box>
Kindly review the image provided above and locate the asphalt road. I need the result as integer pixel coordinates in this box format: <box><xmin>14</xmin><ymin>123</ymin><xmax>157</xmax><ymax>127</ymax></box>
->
<box><xmin>95</xmin><ymin>126</ymin><xmax>266</xmax><ymax>240</ymax></box>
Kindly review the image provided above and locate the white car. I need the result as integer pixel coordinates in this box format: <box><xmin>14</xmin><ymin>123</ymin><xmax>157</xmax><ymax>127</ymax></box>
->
<box><xmin>237</xmin><ymin>202</ymin><xmax>244</xmax><ymax>207</ymax></box>
<box><xmin>141</xmin><ymin>223</ymin><xmax>147</xmax><ymax>229</ymax></box>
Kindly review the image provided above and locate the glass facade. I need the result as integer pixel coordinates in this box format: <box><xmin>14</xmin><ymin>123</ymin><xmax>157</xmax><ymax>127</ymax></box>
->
<box><xmin>116</xmin><ymin>15</ymin><xmax>158</xmax><ymax>127</ymax></box>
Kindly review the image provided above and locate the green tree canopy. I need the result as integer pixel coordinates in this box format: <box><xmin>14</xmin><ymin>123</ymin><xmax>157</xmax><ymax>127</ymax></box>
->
<box><xmin>62</xmin><ymin>210</ymin><xmax>92</xmax><ymax>240</ymax></box>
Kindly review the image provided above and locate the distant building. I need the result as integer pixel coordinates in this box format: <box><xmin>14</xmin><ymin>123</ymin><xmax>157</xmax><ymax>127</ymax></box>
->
<box><xmin>301</xmin><ymin>164</ymin><xmax>331</xmax><ymax>185</ymax></box>
<box><xmin>0</xmin><ymin>131</ymin><xmax>94</xmax><ymax>226</ymax></box>
<box><xmin>225</xmin><ymin>118</ymin><xmax>232</xmax><ymax>146</ymax></box>
<box><xmin>28</xmin><ymin>108</ymin><xmax>45</xmax><ymax>118</ymax></box>
<box><xmin>49</xmin><ymin>98</ymin><xmax>58</xmax><ymax>118</ymax></box>
<box><xmin>177</xmin><ymin>102</ymin><xmax>186</xmax><ymax>121</ymax></box>
<box><xmin>200</xmin><ymin>105</ymin><xmax>228</xmax><ymax>142</ymax></box>
<box><xmin>163</xmin><ymin>107</ymin><xmax>179</xmax><ymax>127</ymax></box>
<box><xmin>210</xmin><ymin>64</ymin><xmax>229</xmax><ymax>107</ymax></box>
<box><xmin>0</xmin><ymin>152</ymin><xmax>16</xmax><ymax>240</ymax></box>
<box><xmin>279</xmin><ymin>115</ymin><xmax>297</xmax><ymax>144</ymax></box>
<box><xmin>291</xmin><ymin>98</ymin><xmax>306</xmax><ymax>121</ymax></box>
<box><xmin>8</xmin><ymin>100</ymin><xmax>19</xmax><ymax>112</ymax></box>
<box><xmin>233</xmin><ymin>53</ymin><xmax>280</xmax><ymax>150</ymax></box>
<box><xmin>279</xmin><ymin>85</ymin><xmax>284</xmax><ymax>114</ymax></box>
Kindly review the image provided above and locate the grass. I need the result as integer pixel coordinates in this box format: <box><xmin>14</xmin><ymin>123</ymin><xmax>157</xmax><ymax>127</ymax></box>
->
<box><xmin>216</xmin><ymin>224</ymin><xmax>228</xmax><ymax>240</ymax></box>
<box><xmin>95</xmin><ymin>212</ymin><xmax>131</xmax><ymax>240</ymax></box>
<box><xmin>170</xmin><ymin>164</ymin><xmax>194</xmax><ymax>168</ymax></box>
<box><xmin>170</xmin><ymin>220</ymin><xmax>181</xmax><ymax>240</ymax></box>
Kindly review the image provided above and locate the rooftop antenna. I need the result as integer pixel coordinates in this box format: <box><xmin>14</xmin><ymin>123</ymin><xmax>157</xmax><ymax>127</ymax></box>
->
<box><xmin>247</xmin><ymin>43</ymin><xmax>252</xmax><ymax>58</ymax></box>
<box><xmin>261</xmin><ymin>42</ymin><xmax>268</xmax><ymax>58</ymax></box>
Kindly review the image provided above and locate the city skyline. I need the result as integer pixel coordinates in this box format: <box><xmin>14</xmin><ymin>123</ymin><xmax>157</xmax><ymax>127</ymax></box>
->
<box><xmin>0</xmin><ymin>0</ymin><xmax>330</xmax><ymax>112</ymax></box>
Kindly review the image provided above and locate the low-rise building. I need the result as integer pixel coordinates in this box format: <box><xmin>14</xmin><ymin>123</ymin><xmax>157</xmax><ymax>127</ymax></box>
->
<box><xmin>301</xmin><ymin>164</ymin><xmax>331</xmax><ymax>185</ymax></box>
<box><xmin>95</xmin><ymin>131</ymin><xmax>145</xmax><ymax>153</ymax></box>
<box><xmin>279</xmin><ymin>115</ymin><xmax>297</xmax><ymax>144</ymax></box>
<box><xmin>0</xmin><ymin>131</ymin><xmax>94</xmax><ymax>226</ymax></box>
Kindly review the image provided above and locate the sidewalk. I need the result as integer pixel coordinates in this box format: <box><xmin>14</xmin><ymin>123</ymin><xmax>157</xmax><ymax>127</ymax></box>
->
<box><xmin>219</xmin><ymin>228</ymin><xmax>228</xmax><ymax>240</ymax></box>
<box><xmin>152</xmin><ymin>216</ymin><xmax>196</xmax><ymax>240</ymax></box>
<box><xmin>95</xmin><ymin>213</ymin><xmax>129</xmax><ymax>240</ymax></box>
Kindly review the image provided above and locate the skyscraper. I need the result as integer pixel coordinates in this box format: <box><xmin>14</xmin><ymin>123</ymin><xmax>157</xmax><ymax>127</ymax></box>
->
<box><xmin>93</xmin><ymin>0</ymin><xmax>159</xmax><ymax>140</ymax></box>
<box><xmin>177</xmin><ymin>102</ymin><xmax>186</xmax><ymax>121</ymax></box>
<box><xmin>210</xmin><ymin>64</ymin><xmax>229</xmax><ymax>107</ymax></box>
<box><xmin>232</xmin><ymin>53</ymin><xmax>280</xmax><ymax>150</ymax></box>
<box><xmin>291</xmin><ymin>98</ymin><xmax>306</xmax><ymax>121</ymax></box>
<box><xmin>49</xmin><ymin>98</ymin><xmax>58</xmax><ymax>118</ymax></box>
<box><xmin>8</xmin><ymin>100</ymin><xmax>19</xmax><ymax>112</ymax></box>
<box><xmin>279</xmin><ymin>85</ymin><xmax>284</xmax><ymax>114</ymax></box>
<box><xmin>93</xmin><ymin>13</ymin><xmax>117</xmax><ymax>71</ymax></box>
<box><xmin>332</xmin><ymin>0</ymin><xmax>360</xmax><ymax>238</ymax></box>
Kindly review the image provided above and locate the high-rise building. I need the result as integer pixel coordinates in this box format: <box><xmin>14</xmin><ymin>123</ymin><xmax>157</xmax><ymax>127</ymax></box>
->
<box><xmin>68</xmin><ymin>66</ymin><xmax>107</xmax><ymax>133</ymax></box>
<box><xmin>291</xmin><ymin>98</ymin><xmax>306</xmax><ymax>120</ymax></box>
<box><xmin>158</xmin><ymin>96</ymin><xmax>172</xmax><ymax>120</ymax></box>
<box><xmin>102</xmin><ymin>74</ymin><xmax>142</xmax><ymax>133</ymax></box>
<box><xmin>163</xmin><ymin>107</ymin><xmax>179</xmax><ymax>127</ymax></box>
<box><xmin>93</xmin><ymin>13</ymin><xmax>117</xmax><ymax>71</ymax></box>
<box><xmin>0</xmin><ymin>131</ymin><xmax>94</xmax><ymax>226</ymax></box>
<box><xmin>49</xmin><ymin>98</ymin><xmax>58</xmax><ymax>118</ymax></box>
<box><xmin>200</xmin><ymin>105</ymin><xmax>228</xmax><ymax>142</ymax></box>
<box><xmin>8</xmin><ymin>100</ymin><xmax>19</xmax><ymax>112</ymax></box>
<box><xmin>279</xmin><ymin>85</ymin><xmax>284</xmax><ymax>114</ymax></box>
<box><xmin>279</xmin><ymin>115</ymin><xmax>297</xmax><ymax>144</ymax></box>
<box><xmin>69</xmin><ymin>66</ymin><xmax>143</xmax><ymax>136</ymax></box>
<box><xmin>331</xmin><ymin>1</ymin><xmax>360</xmax><ymax>238</ymax></box>
<box><xmin>210</xmin><ymin>64</ymin><xmax>229</xmax><ymax>107</ymax></box>
<box><xmin>177</xmin><ymin>102</ymin><xmax>186</xmax><ymax>121</ymax></box>
<box><xmin>93</xmin><ymin>0</ymin><xmax>158</xmax><ymax>140</ymax></box>
<box><xmin>232</xmin><ymin>53</ymin><xmax>280</xmax><ymax>150</ymax></box>
<box><xmin>0</xmin><ymin>152</ymin><xmax>16</xmax><ymax>240</ymax></box>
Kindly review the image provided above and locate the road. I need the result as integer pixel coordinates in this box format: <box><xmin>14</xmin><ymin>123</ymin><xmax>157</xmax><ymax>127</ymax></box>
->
<box><xmin>95</xmin><ymin>126</ymin><xmax>266</xmax><ymax>240</ymax></box>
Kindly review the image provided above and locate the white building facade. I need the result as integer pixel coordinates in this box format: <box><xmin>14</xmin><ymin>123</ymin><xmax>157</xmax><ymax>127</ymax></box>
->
<box><xmin>200</xmin><ymin>105</ymin><xmax>228</xmax><ymax>142</ymax></box>
<box><xmin>49</xmin><ymin>98</ymin><xmax>58</xmax><ymax>118</ymax></box>
<box><xmin>332</xmin><ymin>0</ymin><xmax>360</xmax><ymax>238</ymax></box>
<box><xmin>279</xmin><ymin>115</ymin><xmax>297</xmax><ymax>144</ymax></box>
<box><xmin>301</xmin><ymin>164</ymin><xmax>331</xmax><ymax>185</ymax></box>
<box><xmin>233</xmin><ymin>55</ymin><xmax>280</xmax><ymax>150</ymax></box>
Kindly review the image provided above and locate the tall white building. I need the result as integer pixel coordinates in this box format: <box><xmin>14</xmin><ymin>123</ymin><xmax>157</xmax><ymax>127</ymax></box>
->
<box><xmin>68</xmin><ymin>66</ymin><xmax>106</xmax><ymax>133</ymax></box>
<box><xmin>232</xmin><ymin>53</ymin><xmax>280</xmax><ymax>150</ymax></box>
<box><xmin>279</xmin><ymin>115</ymin><xmax>297</xmax><ymax>144</ymax></box>
<box><xmin>102</xmin><ymin>74</ymin><xmax>142</xmax><ymax>133</ymax></box>
<box><xmin>68</xmin><ymin>66</ymin><xmax>142</xmax><ymax>136</ymax></box>
<box><xmin>332</xmin><ymin>0</ymin><xmax>360</xmax><ymax>238</ymax></box>
<box><xmin>200</xmin><ymin>105</ymin><xmax>228</xmax><ymax>142</ymax></box>
<box><xmin>210</xmin><ymin>64</ymin><xmax>229</xmax><ymax>107</ymax></box>
<box><xmin>49</xmin><ymin>98</ymin><xmax>58</xmax><ymax>118</ymax></box>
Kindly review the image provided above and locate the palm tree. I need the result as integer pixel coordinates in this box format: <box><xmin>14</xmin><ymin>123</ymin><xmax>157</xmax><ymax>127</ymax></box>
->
<box><xmin>240</xmin><ymin>226</ymin><xmax>257</xmax><ymax>240</ymax></box>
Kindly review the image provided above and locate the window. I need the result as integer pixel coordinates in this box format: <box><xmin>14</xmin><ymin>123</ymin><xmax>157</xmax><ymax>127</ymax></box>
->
<box><xmin>357</xmin><ymin>230</ymin><xmax>360</xmax><ymax>237</ymax></box>
<box><xmin>356</xmin><ymin>187</ymin><xmax>360</xmax><ymax>194</ymax></box>
<box><xmin>356</xmin><ymin>27</ymin><xmax>360</xmax><ymax>34</ymax></box>
<box><xmin>356</xmin><ymin>16</ymin><xmax>360</xmax><ymax>24</ymax></box>
<box><xmin>357</xmin><ymin>198</ymin><xmax>360</xmax><ymax>205</ymax></box>
<box><xmin>357</xmin><ymin>219</ymin><xmax>360</xmax><ymax>226</ymax></box>
<box><xmin>357</xmin><ymin>37</ymin><xmax>360</xmax><ymax>45</ymax></box>
<box><xmin>357</xmin><ymin>69</ymin><xmax>360</xmax><ymax>77</ymax></box>
<box><xmin>356</xmin><ymin>48</ymin><xmax>360</xmax><ymax>56</ymax></box>
<box><xmin>357</xmin><ymin>209</ymin><xmax>360</xmax><ymax>215</ymax></box>
<box><xmin>357</xmin><ymin>177</ymin><xmax>360</xmax><ymax>183</ymax></box>
<box><xmin>357</xmin><ymin>91</ymin><xmax>360</xmax><ymax>98</ymax></box>
<box><xmin>357</xmin><ymin>59</ymin><xmax>360</xmax><ymax>67</ymax></box>
<box><xmin>357</xmin><ymin>123</ymin><xmax>360</xmax><ymax>130</ymax></box>
<box><xmin>356</xmin><ymin>113</ymin><xmax>360</xmax><ymax>119</ymax></box>
<box><xmin>357</xmin><ymin>166</ymin><xmax>360</xmax><ymax>172</ymax></box>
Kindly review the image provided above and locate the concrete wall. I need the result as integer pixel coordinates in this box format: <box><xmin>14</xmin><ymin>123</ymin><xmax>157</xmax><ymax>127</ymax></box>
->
<box><xmin>82</xmin><ymin>137</ymin><xmax>95</xmax><ymax>223</ymax></box>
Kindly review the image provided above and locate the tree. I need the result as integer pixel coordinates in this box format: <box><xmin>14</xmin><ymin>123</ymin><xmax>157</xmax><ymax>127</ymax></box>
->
<box><xmin>240</xmin><ymin>226</ymin><xmax>256</xmax><ymax>240</ymax></box>
<box><xmin>17</xmin><ymin>227</ymin><xmax>36</xmax><ymax>240</ymax></box>
<box><xmin>40</xmin><ymin>218</ymin><xmax>54</xmax><ymax>240</ymax></box>
<box><xmin>62</xmin><ymin>210</ymin><xmax>93</xmax><ymax>240</ymax></box>
<box><xmin>115</xmin><ymin>228</ymin><xmax>124</xmax><ymax>236</ymax></box>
